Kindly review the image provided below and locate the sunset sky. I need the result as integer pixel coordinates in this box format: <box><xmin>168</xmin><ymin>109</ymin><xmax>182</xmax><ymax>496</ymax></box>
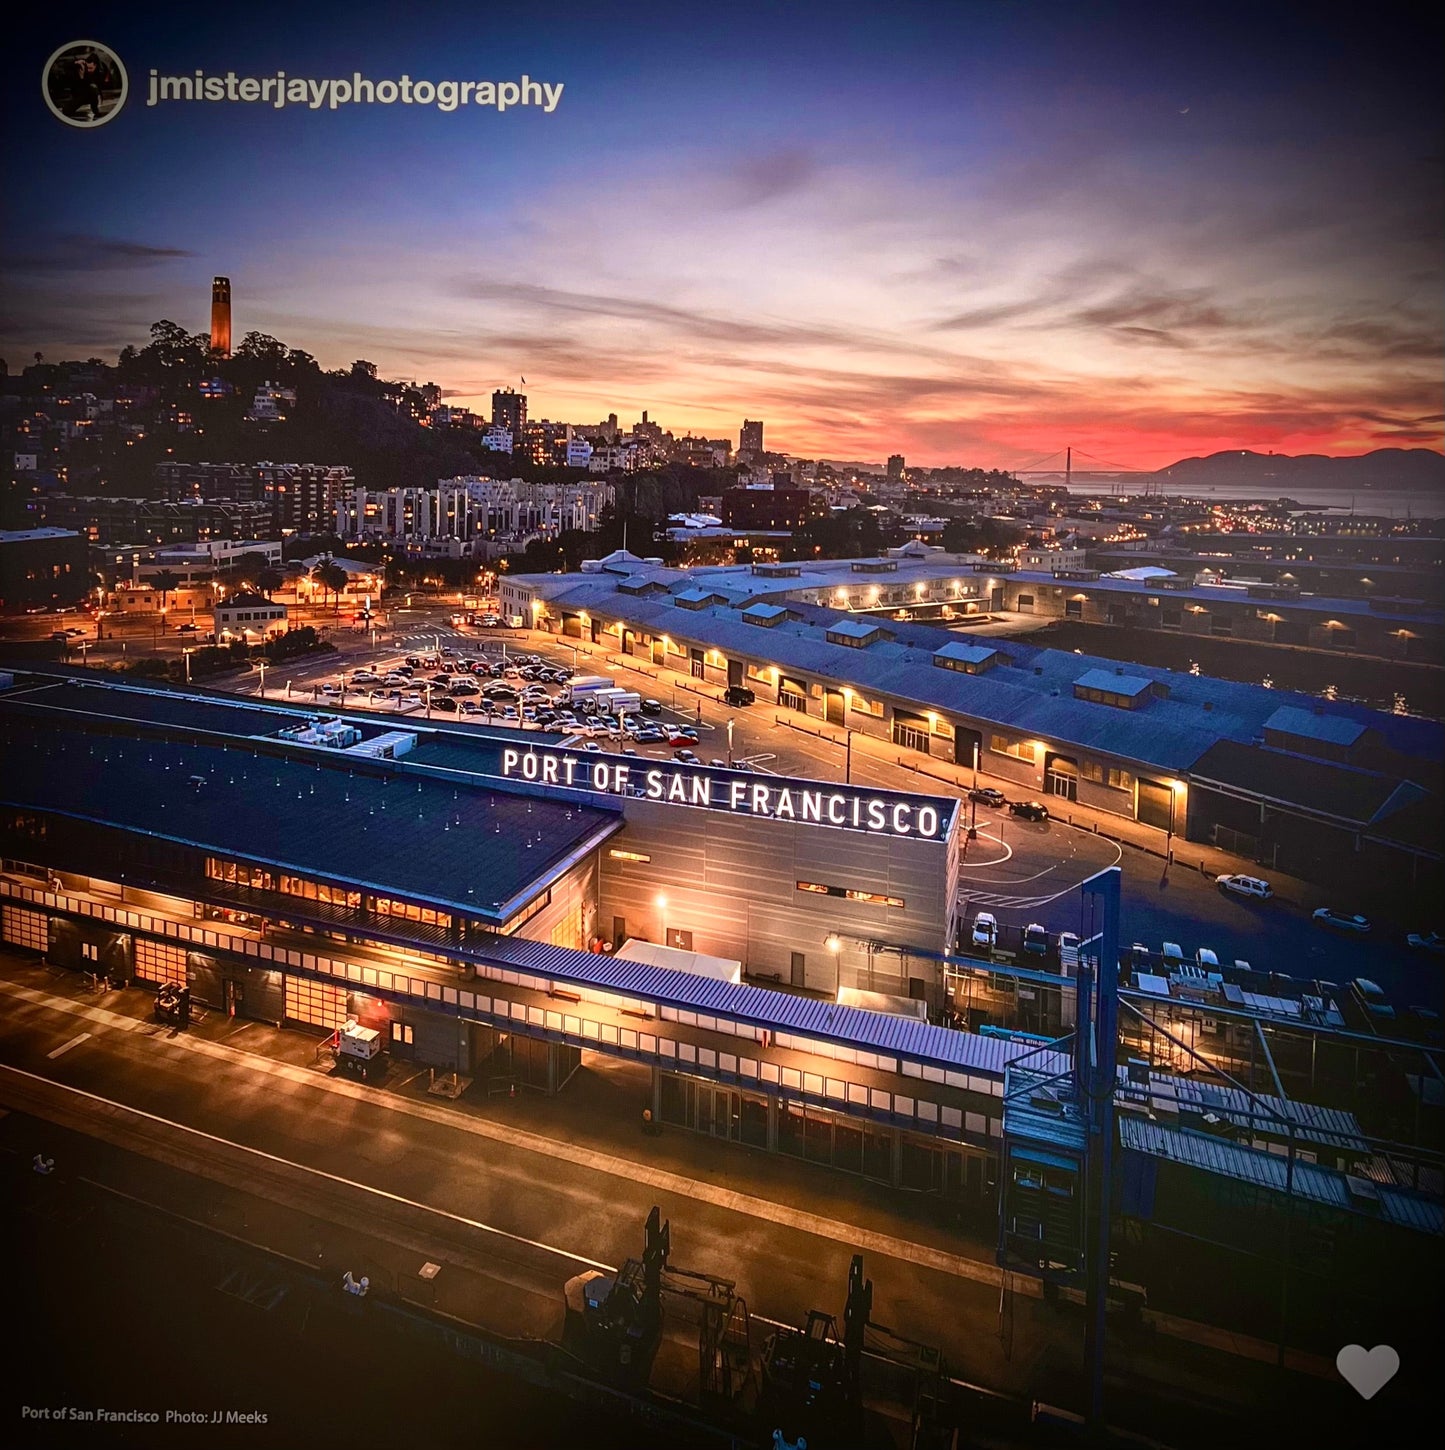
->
<box><xmin>4</xmin><ymin>1</ymin><xmax>1441</xmax><ymax>468</ymax></box>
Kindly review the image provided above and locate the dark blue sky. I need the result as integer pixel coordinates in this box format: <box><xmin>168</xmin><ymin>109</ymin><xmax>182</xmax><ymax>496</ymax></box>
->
<box><xmin>4</xmin><ymin>2</ymin><xmax>1440</xmax><ymax>465</ymax></box>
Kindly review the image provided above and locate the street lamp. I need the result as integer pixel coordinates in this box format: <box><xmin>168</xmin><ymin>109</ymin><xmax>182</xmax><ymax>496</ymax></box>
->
<box><xmin>726</xmin><ymin>717</ymin><xmax>734</xmax><ymax>766</ymax></box>
<box><xmin>256</xmin><ymin>661</ymin><xmax>267</xmax><ymax>697</ymax></box>
<box><xmin>825</xmin><ymin>931</ymin><xmax>842</xmax><ymax>993</ymax></box>
<box><xmin>656</xmin><ymin>893</ymin><xmax>668</xmax><ymax>946</ymax></box>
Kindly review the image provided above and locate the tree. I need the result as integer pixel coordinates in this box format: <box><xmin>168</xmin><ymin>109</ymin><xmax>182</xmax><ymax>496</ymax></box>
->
<box><xmin>311</xmin><ymin>561</ymin><xmax>350</xmax><ymax>611</ymax></box>
<box><xmin>254</xmin><ymin>567</ymin><xmax>284</xmax><ymax>598</ymax></box>
<box><xmin>144</xmin><ymin>320</ymin><xmax>209</xmax><ymax>372</ymax></box>
<box><xmin>235</xmin><ymin>332</ymin><xmax>287</xmax><ymax>363</ymax></box>
<box><xmin>150</xmin><ymin>568</ymin><xmax>180</xmax><ymax>610</ymax></box>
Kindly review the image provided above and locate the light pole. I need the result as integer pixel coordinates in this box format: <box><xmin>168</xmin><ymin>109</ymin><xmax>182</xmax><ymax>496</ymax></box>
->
<box><xmin>726</xmin><ymin>717</ymin><xmax>735</xmax><ymax>766</ymax></box>
<box><xmin>183</xmin><ymin>648</ymin><xmax>192</xmax><ymax>684</ymax></box>
<box><xmin>256</xmin><ymin>661</ymin><xmax>267</xmax><ymax>696</ymax></box>
<box><xmin>972</xmin><ymin>739</ymin><xmax>980</xmax><ymax>790</ymax></box>
<box><xmin>844</xmin><ymin>729</ymin><xmax>852</xmax><ymax>785</ymax></box>
<box><xmin>825</xmin><ymin>932</ymin><xmax>842</xmax><ymax>994</ymax></box>
<box><xmin>656</xmin><ymin>893</ymin><xmax>668</xmax><ymax>946</ymax></box>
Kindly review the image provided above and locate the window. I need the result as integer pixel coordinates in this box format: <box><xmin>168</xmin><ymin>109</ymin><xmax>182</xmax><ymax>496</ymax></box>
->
<box><xmin>608</xmin><ymin>848</ymin><xmax>651</xmax><ymax>863</ymax></box>
<box><xmin>797</xmin><ymin>881</ymin><xmax>904</xmax><ymax>909</ymax></box>
<box><xmin>390</xmin><ymin>1022</ymin><xmax>414</xmax><ymax>1045</ymax></box>
<box><xmin>1081</xmin><ymin>763</ymin><xmax>1134</xmax><ymax>792</ymax></box>
<box><xmin>990</xmin><ymin>734</ymin><xmax>1037</xmax><ymax>764</ymax></box>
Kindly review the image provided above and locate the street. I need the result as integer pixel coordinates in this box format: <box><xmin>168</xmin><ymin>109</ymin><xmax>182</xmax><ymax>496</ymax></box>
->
<box><xmin>0</xmin><ymin>956</ymin><xmax>1411</xmax><ymax>1450</ymax></box>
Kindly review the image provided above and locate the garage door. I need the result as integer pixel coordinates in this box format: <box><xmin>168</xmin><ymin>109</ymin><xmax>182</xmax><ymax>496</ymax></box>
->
<box><xmin>2</xmin><ymin>904</ymin><xmax>48</xmax><ymax>952</ymax></box>
<box><xmin>135</xmin><ymin>938</ymin><xmax>187</xmax><ymax>987</ymax></box>
<box><xmin>285</xmin><ymin>974</ymin><xmax>348</xmax><ymax>1029</ymax></box>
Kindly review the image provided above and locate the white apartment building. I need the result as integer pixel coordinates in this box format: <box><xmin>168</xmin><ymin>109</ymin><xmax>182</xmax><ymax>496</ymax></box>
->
<box><xmin>334</xmin><ymin>478</ymin><xmax>615</xmax><ymax>550</ymax></box>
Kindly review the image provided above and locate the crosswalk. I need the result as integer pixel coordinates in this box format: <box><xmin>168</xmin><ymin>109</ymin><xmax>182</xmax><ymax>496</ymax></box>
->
<box><xmin>958</xmin><ymin>886</ymin><xmax>1077</xmax><ymax>911</ymax></box>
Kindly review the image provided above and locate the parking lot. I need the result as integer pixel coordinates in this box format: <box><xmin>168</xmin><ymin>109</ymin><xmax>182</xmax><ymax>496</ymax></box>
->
<box><xmin>300</xmin><ymin>635</ymin><xmax>728</xmax><ymax>767</ymax></box>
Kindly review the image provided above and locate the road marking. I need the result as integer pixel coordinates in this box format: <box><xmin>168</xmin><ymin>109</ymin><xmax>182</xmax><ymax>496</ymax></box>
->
<box><xmin>47</xmin><ymin>1031</ymin><xmax>91</xmax><ymax>1059</ymax></box>
<box><xmin>0</xmin><ymin>978</ymin><xmax>998</xmax><ymax>1285</ymax></box>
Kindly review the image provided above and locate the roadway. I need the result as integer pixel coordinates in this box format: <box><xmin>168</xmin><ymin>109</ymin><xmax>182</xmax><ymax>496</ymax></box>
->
<box><xmin>0</xmin><ymin>956</ymin><xmax>1411</xmax><ymax>1450</ymax></box>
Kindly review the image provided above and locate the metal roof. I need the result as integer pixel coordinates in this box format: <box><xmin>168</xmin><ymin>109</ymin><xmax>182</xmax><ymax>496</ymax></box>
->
<box><xmin>934</xmin><ymin>642</ymin><xmax>998</xmax><ymax>667</ymax></box>
<box><xmin>1264</xmin><ymin>705</ymin><xmax>1368</xmax><ymax>747</ymax></box>
<box><xmin>827</xmin><ymin>617</ymin><xmax>890</xmax><ymax>641</ymax></box>
<box><xmin>1074</xmin><ymin>668</ymin><xmax>1153</xmax><ymax>698</ymax></box>
<box><xmin>481</xmin><ymin>934</ymin><xmax>1070</xmax><ymax>1081</ymax></box>
<box><xmin>513</xmin><ymin>574</ymin><xmax>1444</xmax><ymax>773</ymax></box>
<box><xmin>1118</xmin><ymin>1116</ymin><xmax>1444</xmax><ymax>1237</ymax></box>
<box><xmin>0</xmin><ymin>712</ymin><xmax>621</xmax><ymax>921</ymax></box>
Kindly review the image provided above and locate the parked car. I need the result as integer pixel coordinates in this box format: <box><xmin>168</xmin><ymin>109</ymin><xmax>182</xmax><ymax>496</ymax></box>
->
<box><xmin>970</xmin><ymin>911</ymin><xmax>998</xmax><ymax>950</ymax></box>
<box><xmin>1217</xmin><ymin>873</ymin><xmax>1274</xmax><ymax>901</ymax></box>
<box><xmin>582</xmin><ymin>741</ymin><xmax>602</xmax><ymax>753</ymax></box>
<box><xmin>723</xmin><ymin>685</ymin><xmax>755</xmax><ymax>707</ymax></box>
<box><xmin>1022</xmin><ymin>923</ymin><xmax>1050</xmax><ymax>956</ymax></box>
<box><xmin>433</xmin><ymin>697</ymin><xmax>458</xmax><ymax>712</ymax></box>
<box><xmin>675</xmin><ymin>749</ymin><xmax>701</xmax><ymax>764</ymax></box>
<box><xmin>1008</xmin><ymin>800</ymin><xmax>1050</xmax><ymax>822</ymax></box>
<box><xmin>968</xmin><ymin>787</ymin><xmax>1006</xmax><ymax>808</ymax></box>
<box><xmin>1313</xmin><ymin>907</ymin><xmax>1372</xmax><ymax>934</ymax></box>
<box><xmin>49</xmin><ymin>630</ymin><xmax>69</xmax><ymax>641</ymax></box>
<box><xmin>1406</xmin><ymin>930</ymin><xmax>1445</xmax><ymax>952</ymax></box>
<box><xmin>174</xmin><ymin>622</ymin><xmax>198</xmax><ymax>634</ymax></box>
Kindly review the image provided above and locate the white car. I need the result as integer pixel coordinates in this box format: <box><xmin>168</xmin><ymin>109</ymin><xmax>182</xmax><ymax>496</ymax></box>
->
<box><xmin>970</xmin><ymin>912</ymin><xmax>998</xmax><ymax>950</ymax></box>
<box><xmin>1217</xmin><ymin>873</ymin><xmax>1273</xmax><ymax>901</ymax></box>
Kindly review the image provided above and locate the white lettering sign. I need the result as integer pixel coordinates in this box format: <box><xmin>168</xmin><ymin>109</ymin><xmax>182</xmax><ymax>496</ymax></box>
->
<box><xmin>498</xmin><ymin>750</ymin><xmax>947</xmax><ymax>840</ymax></box>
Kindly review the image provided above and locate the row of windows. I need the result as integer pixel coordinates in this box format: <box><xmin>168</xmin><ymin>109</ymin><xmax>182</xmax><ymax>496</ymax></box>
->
<box><xmin>1074</xmin><ymin>686</ymin><xmax>1141</xmax><ymax>710</ymax></box>
<box><xmin>206</xmin><ymin>858</ymin><xmax>455</xmax><ymax>930</ymax></box>
<box><xmin>797</xmin><ymin>880</ymin><xmax>905</xmax><ymax>909</ymax></box>
<box><xmin>990</xmin><ymin>734</ymin><xmax>1037</xmax><ymax>764</ymax></box>
<box><xmin>1081</xmin><ymin>762</ymin><xmax>1135</xmax><ymax>792</ymax></box>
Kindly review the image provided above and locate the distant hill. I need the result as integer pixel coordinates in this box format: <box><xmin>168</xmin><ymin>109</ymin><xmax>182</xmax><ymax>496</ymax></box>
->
<box><xmin>1150</xmin><ymin>448</ymin><xmax>1444</xmax><ymax>491</ymax></box>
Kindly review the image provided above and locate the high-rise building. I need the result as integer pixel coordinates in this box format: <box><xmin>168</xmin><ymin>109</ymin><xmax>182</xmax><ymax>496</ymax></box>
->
<box><xmin>491</xmin><ymin>388</ymin><xmax>527</xmax><ymax>438</ymax></box>
<box><xmin>740</xmin><ymin>419</ymin><xmax>764</xmax><ymax>456</ymax></box>
<box><xmin>887</xmin><ymin>454</ymin><xmax>905</xmax><ymax>478</ymax></box>
<box><xmin>210</xmin><ymin>276</ymin><xmax>232</xmax><ymax>358</ymax></box>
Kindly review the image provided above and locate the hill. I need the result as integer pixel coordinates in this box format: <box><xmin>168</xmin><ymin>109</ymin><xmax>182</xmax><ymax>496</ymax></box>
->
<box><xmin>1150</xmin><ymin>448</ymin><xmax>1444</xmax><ymax>491</ymax></box>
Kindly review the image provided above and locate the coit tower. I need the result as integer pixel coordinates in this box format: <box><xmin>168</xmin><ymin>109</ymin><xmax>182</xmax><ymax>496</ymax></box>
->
<box><xmin>210</xmin><ymin>276</ymin><xmax>232</xmax><ymax>358</ymax></box>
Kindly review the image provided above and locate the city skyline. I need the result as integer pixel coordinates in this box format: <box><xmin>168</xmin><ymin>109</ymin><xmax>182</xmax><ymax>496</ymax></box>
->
<box><xmin>3</xmin><ymin>2</ymin><xmax>1441</xmax><ymax>469</ymax></box>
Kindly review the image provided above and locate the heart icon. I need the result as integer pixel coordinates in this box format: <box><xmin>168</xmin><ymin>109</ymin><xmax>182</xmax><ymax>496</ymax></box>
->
<box><xmin>1336</xmin><ymin>1344</ymin><xmax>1399</xmax><ymax>1400</ymax></box>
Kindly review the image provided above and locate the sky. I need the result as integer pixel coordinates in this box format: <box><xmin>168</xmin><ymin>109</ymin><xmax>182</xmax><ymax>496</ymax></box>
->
<box><xmin>3</xmin><ymin>1</ymin><xmax>1442</xmax><ymax>470</ymax></box>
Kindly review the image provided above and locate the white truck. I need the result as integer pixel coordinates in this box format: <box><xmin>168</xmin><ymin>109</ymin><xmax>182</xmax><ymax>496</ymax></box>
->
<box><xmin>562</xmin><ymin>675</ymin><xmax>615</xmax><ymax>704</ymax></box>
<box><xmin>593</xmin><ymin>687</ymin><xmax>641</xmax><ymax>716</ymax></box>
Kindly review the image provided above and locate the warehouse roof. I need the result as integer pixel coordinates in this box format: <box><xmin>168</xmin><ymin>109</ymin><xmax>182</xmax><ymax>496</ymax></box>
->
<box><xmin>1264</xmin><ymin>705</ymin><xmax>1368</xmax><ymax>747</ymax></box>
<box><xmin>1189</xmin><ymin>738</ymin><xmax>1428</xmax><ymax>833</ymax></box>
<box><xmin>0</xmin><ymin>713</ymin><xmax>620</xmax><ymax>921</ymax></box>
<box><xmin>511</xmin><ymin>572</ymin><xmax>1444</xmax><ymax>775</ymax></box>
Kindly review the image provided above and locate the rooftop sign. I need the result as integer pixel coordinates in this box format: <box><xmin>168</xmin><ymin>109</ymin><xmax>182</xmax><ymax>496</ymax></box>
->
<box><xmin>500</xmin><ymin>747</ymin><xmax>949</xmax><ymax>841</ymax></box>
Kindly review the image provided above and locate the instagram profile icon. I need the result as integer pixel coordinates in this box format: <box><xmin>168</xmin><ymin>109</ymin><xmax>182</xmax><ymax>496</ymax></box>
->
<box><xmin>43</xmin><ymin>40</ymin><xmax>128</xmax><ymax>128</ymax></box>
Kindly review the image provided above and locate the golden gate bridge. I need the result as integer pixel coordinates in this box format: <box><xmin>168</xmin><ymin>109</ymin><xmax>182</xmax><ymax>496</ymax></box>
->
<box><xmin>1007</xmin><ymin>446</ymin><xmax>1158</xmax><ymax>496</ymax></box>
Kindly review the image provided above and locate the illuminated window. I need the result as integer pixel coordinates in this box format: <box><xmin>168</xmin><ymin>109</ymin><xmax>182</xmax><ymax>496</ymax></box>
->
<box><xmin>608</xmin><ymin>848</ymin><xmax>652</xmax><ymax>863</ymax></box>
<box><xmin>797</xmin><ymin>881</ymin><xmax>904</xmax><ymax>909</ymax></box>
<box><xmin>989</xmin><ymin>735</ymin><xmax>1037</xmax><ymax>764</ymax></box>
